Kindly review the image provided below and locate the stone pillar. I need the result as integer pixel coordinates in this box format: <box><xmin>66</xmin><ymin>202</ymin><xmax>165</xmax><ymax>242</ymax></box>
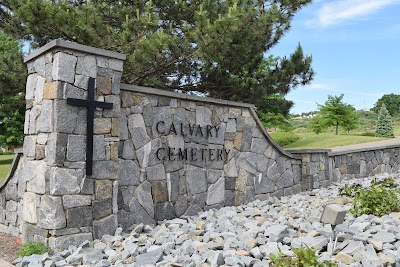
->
<box><xmin>22</xmin><ymin>39</ymin><xmax>125</xmax><ymax>249</ymax></box>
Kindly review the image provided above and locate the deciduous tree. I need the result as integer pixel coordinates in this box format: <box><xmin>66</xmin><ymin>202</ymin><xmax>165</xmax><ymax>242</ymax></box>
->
<box><xmin>316</xmin><ymin>94</ymin><xmax>358</xmax><ymax>135</ymax></box>
<box><xmin>342</xmin><ymin>107</ymin><xmax>359</xmax><ymax>134</ymax></box>
<box><xmin>371</xmin><ymin>94</ymin><xmax>400</xmax><ymax>117</ymax></box>
<box><xmin>308</xmin><ymin>115</ymin><xmax>326</xmax><ymax>134</ymax></box>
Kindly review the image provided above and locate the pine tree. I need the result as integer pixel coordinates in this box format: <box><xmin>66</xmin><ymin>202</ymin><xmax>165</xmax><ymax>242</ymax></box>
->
<box><xmin>375</xmin><ymin>104</ymin><xmax>394</xmax><ymax>138</ymax></box>
<box><xmin>0</xmin><ymin>0</ymin><xmax>314</xmax><ymax>115</ymax></box>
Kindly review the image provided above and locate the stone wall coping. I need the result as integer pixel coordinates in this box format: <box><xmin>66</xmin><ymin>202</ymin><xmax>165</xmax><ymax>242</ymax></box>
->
<box><xmin>249</xmin><ymin>108</ymin><xmax>301</xmax><ymax>160</ymax></box>
<box><xmin>120</xmin><ymin>83</ymin><xmax>256</xmax><ymax>109</ymax></box>
<box><xmin>287</xmin><ymin>149</ymin><xmax>332</xmax><ymax>154</ymax></box>
<box><xmin>121</xmin><ymin>83</ymin><xmax>300</xmax><ymax>160</ymax></box>
<box><xmin>0</xmin><ymin>151</ymin><xmax>22</xmax><ymax>190</ymax></box>
<box><xmin>328</xmin><ymin>143</ymin><xmax>400</xmax><ymax>156</ymax></box>
<box><xmin>286</xmin><ymin>143</ymin><xmax>400</xmax><ymax>156</ymax></box>
<box><xmin>24</xmin><ymin>39</ymin><xmax>126</xmax><ymax>63</ymax></box>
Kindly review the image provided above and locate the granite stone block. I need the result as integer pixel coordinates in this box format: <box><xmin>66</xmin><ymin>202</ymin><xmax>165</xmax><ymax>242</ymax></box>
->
<box><xmin>186</xmin><ymin>165</ymin><xmax>207</xmax><ymax>196</ymax></box>
<box><xmin>119</xmin><ymin>160</ymin><xmax>140</xmax><ymax>186</ymax></box>
<box><xmin>151</xmin><ymin>181</ymin><xmax>168</xmax><ymax>204</ymax></box>
<box><xmin>66</xmin><ymin>206</ymin><xmax>93</xmax><ymax>227</ymax></box>
<box><xmin>95</xmin><ymin>180</ymin><xmax>113</xmax><ymax>200</ymax></box>
<box><xmin>52</xmin><ymin>52</ymin><xmax>77</xmax><ymax>83</ymax></box>
<box><xmin>38</xmin><ymin>195</ymin><xmax>66</xmax><ymax>229</ymax></box>
<box><xmin>62</xmin><ymin>195</ymin><xmax>92</xmax><ymax>209</ymax></box>
<box><xmin>135</xmin><ymin>181</ymin><xmax>154</xmax><ymax>218</ymax></box>
<box><xmin>50</xmin><ymin>167</ymin><xmax>81</xmax><ymax>195</ymax></box>
<box><xmin>49</xmin><ymin>233</ymin><xmax>93</xmax><ymax>251</ymax></box>
<box><xmin>23</xmin><ymin>192</ymin><xmax>38</xmax><ymax>224</ymax></box>
<box><xmin>76</xmin><ymin>55</ymin><xmax>97</xmax><ymax>78</ymax></box>
<box><xmin>93</xmin><ymin>200</ymin><xmax>112</xmax><ymax>220</ymax></box>
<box><xmin>67</xmin><ymin>135</ymin><xmax>86</xmax><ymax>162</ymax></box>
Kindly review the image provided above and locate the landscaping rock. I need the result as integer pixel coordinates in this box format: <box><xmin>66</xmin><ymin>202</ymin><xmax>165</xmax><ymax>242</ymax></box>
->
<box><xmin>13</xmin><ymin>174</ymin><xmax>400</xmax><ymax>267</ymax></box>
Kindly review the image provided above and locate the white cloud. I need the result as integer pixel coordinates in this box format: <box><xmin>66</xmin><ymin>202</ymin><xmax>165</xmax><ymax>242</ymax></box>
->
<box><xmin>309</xmin><ymin>83</ymin><xmax>330</xmax><ymax>90</ymax></box>
<box><xmin>310</xmin><ymin>0</ymin><xmax>400</xmax><ymax>27</ymax></box>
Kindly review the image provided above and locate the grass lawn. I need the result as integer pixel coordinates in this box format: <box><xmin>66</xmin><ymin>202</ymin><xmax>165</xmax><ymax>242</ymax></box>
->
<box><xmin>394</xmin><ymin>125</ymin><xmax>400</xmax><ymax>136</ymax></box>
<box><xmin>282</xmin><ymin>132</ymin><xmax>389</xmax><ymax>150</ymax></box>
<box><xmin>0</xmin><ymin>154</ymin><xmax>15</xmax><ymax>184</ymax></box>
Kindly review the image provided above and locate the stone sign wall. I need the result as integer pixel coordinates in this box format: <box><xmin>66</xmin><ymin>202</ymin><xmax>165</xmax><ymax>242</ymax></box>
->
<box><xmin>116</xmin><ymin>84</ymin><xmax>302</xmax><ymax>228</ymax></box>
<box><xmin>1</xmin><ymin>40</ymin><xmax>400</xmax><ymax>250</ymax></box>
<box><xmin>0</xmin><ymin>40</ymin><xmax>125</xmax><ymax>249</ymax></box>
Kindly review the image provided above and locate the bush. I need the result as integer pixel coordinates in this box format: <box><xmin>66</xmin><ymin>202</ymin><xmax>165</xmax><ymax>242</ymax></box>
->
<box><xmin>339</xmin><ymin>183</ymin><xmax>362</xmax><ymax>197</ymax></box>
<box><xmin>371</xmin><ymin>177</ymin><xmax>397</xmax><ymax>188</ymax></box>
<box><xmin>350</xmin><ymin>184</ymin><xmax>400</xmax><ymax>217</ymax></box>
<box><xmin>269</xmin><ymin>246</ymin><xmax>337</xmax><ymax>267</ymax></box>
<box><xmin>359</xmin><ymin>131</ymin><xmax>375</xmax><ymax>137</ymax></box>
<box><xmin>17</xmin><ymin>242</ymin><xmax>51</xmax><ymax>257</ymax></box>
<box><xmin>0</xmin><ymin>150</ymin><xmax>14</xmax><ymax>155</ymax></box>
<box><xmin>269</xmin><ymin>132</ymin><xmax>300</xmax><ymax>146</ymax></box>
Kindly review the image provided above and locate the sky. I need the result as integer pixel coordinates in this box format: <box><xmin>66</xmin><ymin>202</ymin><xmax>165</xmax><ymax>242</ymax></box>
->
<box><xmin>269</xmin><ymin>0</ymin><xmax>400</xmax><ymax>115</ymax></box>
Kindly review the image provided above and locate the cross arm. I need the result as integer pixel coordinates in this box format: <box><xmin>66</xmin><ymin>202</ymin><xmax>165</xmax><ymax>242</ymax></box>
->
<box><xmin>94</xmin><ymin>101</ymin><xmax>113</xmax><ymax>109</ymax></box>
<box><xmin>67</xmin><ymin>98</ymin><xmax>88</xmax><ymax>107</ymax></box>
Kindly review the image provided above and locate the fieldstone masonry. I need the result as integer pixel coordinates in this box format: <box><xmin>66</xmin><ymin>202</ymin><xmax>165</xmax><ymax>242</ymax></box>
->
<box><xmin>289</xmin><ymin>146</ymin><xmax>400</xmax><ymax>187</ymax></box>
<box><xmin>1</xmin><ymin>40</ymin><xmax>400</xmax><ymax>250</ymax></box>
<box><xmin>0</xmin><ymin>40</ymin><xmax>125</xmax><ymax>249</ymax></box>
<box><xmin>116</xmin><ymin>84</ymin><xmax>302</xmax><ymax>228</ymax></box>
<box><xmin>329</xmin><ymin>147</ymin><xmax>400</xmax><ymax>179</ymax></box>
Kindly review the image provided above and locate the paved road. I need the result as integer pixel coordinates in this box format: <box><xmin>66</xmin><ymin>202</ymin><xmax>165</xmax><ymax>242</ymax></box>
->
<box><xmin>329</xmin><ymin>136</ymin><xmax>400</xmax><ymax>152</ymax></box>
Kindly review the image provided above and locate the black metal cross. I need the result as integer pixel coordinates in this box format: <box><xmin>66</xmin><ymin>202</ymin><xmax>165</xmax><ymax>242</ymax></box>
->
<box><xmin>67</xmin><ymin>77</ymin><xmax>113</xmax><ymax>175</ymax></box>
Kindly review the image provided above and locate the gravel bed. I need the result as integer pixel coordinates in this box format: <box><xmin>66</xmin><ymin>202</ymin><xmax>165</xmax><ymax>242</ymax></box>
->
<box><xmin>13</xmin><ymin>173</ymin><xmax>400</xmax><ymax>267</ymax></box>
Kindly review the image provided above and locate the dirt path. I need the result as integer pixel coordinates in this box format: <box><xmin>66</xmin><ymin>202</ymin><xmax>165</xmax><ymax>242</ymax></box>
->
<box><xmin>329</xmin><ymin>136</ymin><xmax>400</xmax><ymax>152</ymax></box>
<box><xmin>0</xmin><ymin>233</ymin><xmax>20</xmax><ymax>264</ymax></box>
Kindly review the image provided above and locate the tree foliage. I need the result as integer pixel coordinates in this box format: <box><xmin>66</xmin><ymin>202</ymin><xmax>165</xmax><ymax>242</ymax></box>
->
<box><xmin>0</xmin><ymin>94</ymin><xmax>25</xmax><ymax>148</ymax></box>
<box><xmin>314</xmin><ymin>94</ymin><xmax>358</xmax><ymax>135</ymax></box>
<box><xmin>258</xmin><ymin>109</ymin><xmax>295</xmax><ymax>132</ymax></box>
<box><xmin>342</xmin><ymin>108</ymin><xmax>358</xmax><ymax>134</ymax></box>
<box><xmin>0</xmin><ymin>31</ymin><xmax>26</xmax><ymax>148</ymax></box>
<box><xmin>375</xmin><ymin>103</ymin><xmax>394</xmax><ymax>138</ymax></box>
<box><xmin>357</xmin><ymin>110</ymin><xmax>378</xmax><ymax>130</ymax></box>
<box><xmin>308</xmin><ymin>115</ymin><xmax>325</xmax><ymax>134</ymax></box>
<box><xmin>0</xmin><ymin>0</ymin><xmax>314</xmax><ymax>115</ymax></box>
<box><xmin>371</xmin><ymin>94</ymin><xmax>400</xmax><ymax>117</ymax></box>
<box><xmin>0</xmin><ymin>31</ymin><xmax>26</xmax><ymax>96</ymax></box>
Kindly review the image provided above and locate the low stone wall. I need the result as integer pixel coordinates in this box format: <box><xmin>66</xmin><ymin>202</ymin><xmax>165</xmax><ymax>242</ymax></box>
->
<box><xmin>287</xmin><ymin>149</ymin><xmax>332</xmax><ymax>189</ymax></box>
<box><xmin>289</xmin><ymin>144</ymin><xmax>400</xmax><ymax>188</ymax></box>
<box><xmin>0</xmin><ymin>149</ymin><xmax>24</xmax><ymax>236</ymax></box>
<box><xmin>117</xmin><ymin>84</ymin><xmax>302</xmax><ymax>229</ymax></box>
<box><xmin>329</xmin><ymin>145</ymin><xmax>400</xmax><ymax>180</ymax></box>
